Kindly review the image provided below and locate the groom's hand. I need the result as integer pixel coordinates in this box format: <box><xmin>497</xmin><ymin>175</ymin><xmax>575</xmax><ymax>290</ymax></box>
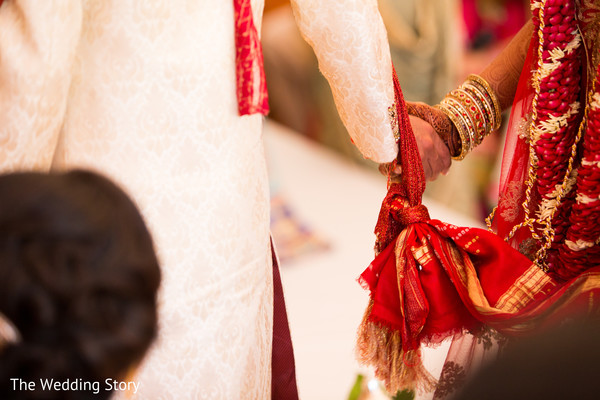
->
<box><xmin>379</xmin><ymin>115</ymin><xmax>451</xmax><ymax>181</ymax></box>
<box><xmin>409</xmin><ymin>114</ymin><xmax>451</xmax><ymax>180</ymax></box>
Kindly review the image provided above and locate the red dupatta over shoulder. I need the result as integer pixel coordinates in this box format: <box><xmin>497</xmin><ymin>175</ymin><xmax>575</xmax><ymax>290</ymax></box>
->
<box><xmin>233</xmin><ymin>0</ymin><xmax>269</xmax><ymax>116</ymax></box>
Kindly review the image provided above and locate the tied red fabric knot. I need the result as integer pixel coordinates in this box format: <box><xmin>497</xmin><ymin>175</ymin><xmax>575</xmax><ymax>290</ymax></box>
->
<box><xmin>394</xmin><ymin>204</ymin><xmax>430</xmax><ymax>226</ymax></box>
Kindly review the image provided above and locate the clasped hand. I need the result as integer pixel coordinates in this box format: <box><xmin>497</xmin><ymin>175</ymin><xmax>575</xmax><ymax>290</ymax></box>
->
<box><xmin>380</xmin><ymin>113</ymin><xmax>451</xmax><ymax>182</ymax></box>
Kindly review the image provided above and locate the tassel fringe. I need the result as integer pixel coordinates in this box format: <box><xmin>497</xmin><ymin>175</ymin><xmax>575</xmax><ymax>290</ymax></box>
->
<box><xmin>356</xmin><ymin>301</ymin><xmax>437</xmax><ymax>394</ymax></box>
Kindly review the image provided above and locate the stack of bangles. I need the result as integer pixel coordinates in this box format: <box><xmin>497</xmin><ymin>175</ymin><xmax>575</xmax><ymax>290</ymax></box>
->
<box><xmin>435</xmin><ymin>74</ymin><xmax>502</xmax><ymax>160</ymax></box>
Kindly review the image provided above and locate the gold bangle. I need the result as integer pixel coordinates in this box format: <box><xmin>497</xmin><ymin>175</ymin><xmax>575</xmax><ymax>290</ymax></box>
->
<box><xmin>445</xmin><ymin>97</ymin><xmax>476</xmax><ymax>150</ymax></box>
<box><xmin>463</xmin><ymin>82</ymin><xmax>493</xmax><ymax>134</ymax></box>
<box><xmin>449</xmin><ymin>89</ymin><xmax>486</xmax><ymax>145</ymax></box>
<box><xmin>434</xmin><ymin>74</ymin><xmax>502</xmax><ymax>160</ymax></box>
<box><xmin>467</xmin><ymin>74</ymin><xmax>502</xmax><ymax>130</ymax></box>
<box><xmin>436</xmin><ymin>103</ymin><xmax>470</xmax><ymax>160</ymax></box>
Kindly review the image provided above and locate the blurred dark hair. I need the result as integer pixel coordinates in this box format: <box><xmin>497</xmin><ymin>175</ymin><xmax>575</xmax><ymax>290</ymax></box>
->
<box><xmin>453</xmin><ymin>318</ymin><xmax>600</xmax><ymax>400</ymax></box>
<box><xmin>0</xmin><ymin>170</ymin><xmax>161</xmax><ymax>399</ymax></box>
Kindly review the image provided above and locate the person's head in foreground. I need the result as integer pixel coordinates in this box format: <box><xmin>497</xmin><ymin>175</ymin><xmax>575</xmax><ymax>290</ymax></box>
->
<box><xmin>0</xmin><ymin>170</ymin><xmax>161</xmax><ymax>399</ymax></box>
<box><xmin>454</xmin><ymin>317</ymin><xmax>600</xmax><ymax>400</ymax></box>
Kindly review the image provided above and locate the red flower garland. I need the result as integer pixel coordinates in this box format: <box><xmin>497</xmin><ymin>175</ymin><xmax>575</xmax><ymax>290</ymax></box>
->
<box><xmin>509</xmin><ymin>0</ymin><xmax>584</xmax><ymax>270</ymax></box>
<box><xmin>504</xmin><ymin>0</ymin><xmax>600</xmax><ymax>277</ymax></box>
<box><xmin>558</xmin><ymin>63</ymin><xmax>600</xmax><ymax>278</ymax></box>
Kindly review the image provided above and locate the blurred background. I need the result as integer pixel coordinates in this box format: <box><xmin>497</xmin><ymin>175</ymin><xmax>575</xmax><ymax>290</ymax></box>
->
<box><xmin>262</xmin><ymin>0</ymin><xmax>530</xmax><ymax>399</ymax></box>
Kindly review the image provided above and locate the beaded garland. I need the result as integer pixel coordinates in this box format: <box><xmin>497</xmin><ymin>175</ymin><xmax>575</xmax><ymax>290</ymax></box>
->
<box><xmin>522</xmin><ymin>0</ymin><xmax>582</xmax><ymax>269</ymax></box>
<box><xmin>557</xmin><ymin>66</ymin><xmax>600</xmax><ymax>279</ymax></box>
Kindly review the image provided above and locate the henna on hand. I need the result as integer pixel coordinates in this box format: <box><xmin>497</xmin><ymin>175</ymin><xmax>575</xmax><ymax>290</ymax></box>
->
<box><xmin>480</xmin><ymin>19</ymin><xmax>534</xmax><ymax>111</ymax></box>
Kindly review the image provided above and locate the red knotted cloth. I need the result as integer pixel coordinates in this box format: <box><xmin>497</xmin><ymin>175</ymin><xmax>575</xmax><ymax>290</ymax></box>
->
<box><xmin>356</xmin><ymin>71</ymin><xmax>600</xmax><ymax>394</ymax></box>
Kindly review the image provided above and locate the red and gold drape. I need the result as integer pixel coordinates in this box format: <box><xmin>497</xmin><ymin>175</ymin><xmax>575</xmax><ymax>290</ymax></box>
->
<box><xmin>358</xmin><ymin>1</ymin><xmax>600</xmax><ymax>394</ymax></box>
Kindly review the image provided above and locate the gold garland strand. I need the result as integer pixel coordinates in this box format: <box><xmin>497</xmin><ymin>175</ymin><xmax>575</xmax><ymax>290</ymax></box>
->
<box><xmin>501</xmin><ymin>0</ymin><xmax>548</xmax><ymax>249</ymax></box>
<box><xmin>534</xmin><ymin>102</ymin><xmax>586</xmax><ymax>265</ymax></box>
<box><xmin>528</xmin><ymin>1</ymin><xmax>583</xmax><ymax>268</ymax></box>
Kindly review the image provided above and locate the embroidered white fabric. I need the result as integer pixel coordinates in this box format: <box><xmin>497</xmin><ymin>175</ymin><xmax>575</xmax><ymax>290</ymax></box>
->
<box><xmin>291</xmin><ymin>0</ymin><xmax>398</xmax><ymax>163</ymax></box>
<box><xmin>0</xmin><ymin>0</ymin><xmax>396</xmax><ymax>398</ymax></box>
